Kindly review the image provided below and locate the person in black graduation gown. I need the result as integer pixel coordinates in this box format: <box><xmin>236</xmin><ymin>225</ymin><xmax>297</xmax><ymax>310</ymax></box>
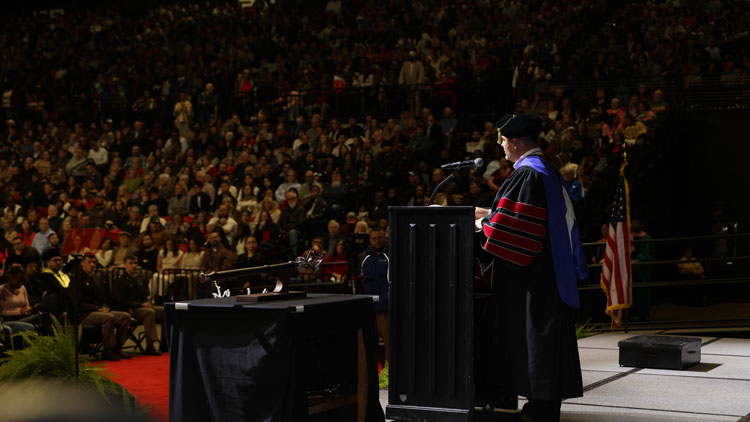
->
<box><xmin>475</xmin><ymin>114</ymin><xmax>588</xmax><ymax>421</ymax></box>
<box><xmin>38</xmin><ymin>248</ymin><xmax>73</xmax><ymax>319</ymax></box>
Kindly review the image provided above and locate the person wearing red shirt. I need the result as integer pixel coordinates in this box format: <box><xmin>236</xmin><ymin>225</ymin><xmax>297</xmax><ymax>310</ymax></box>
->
<box><xmin>19</xmin><ymin>219</ymin><xmax>36</xmax><ymax>246</ymax></box>
<box><xmin>323</xmin><ymin>239</ymin><xmax>349</xmax><ymax>283</ymax></box>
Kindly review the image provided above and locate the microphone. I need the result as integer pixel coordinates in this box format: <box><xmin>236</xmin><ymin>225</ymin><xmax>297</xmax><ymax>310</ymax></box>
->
<box><xmin>440</xmin><ymin>157</ymin><xmax>484</xmax><ymax>171</ymax></box>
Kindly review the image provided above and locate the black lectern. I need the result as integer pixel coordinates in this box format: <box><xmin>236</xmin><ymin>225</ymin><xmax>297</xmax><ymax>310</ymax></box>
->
<box><xmin>386</xmin><ymin>206</ymin><xmax>476</xmax><ymax>421</ymax></box>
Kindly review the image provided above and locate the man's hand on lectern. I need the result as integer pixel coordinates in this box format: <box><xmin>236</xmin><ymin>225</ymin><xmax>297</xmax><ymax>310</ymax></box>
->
<box><xmin>474</xmin><ymin>207</ymin><xmax>490</xmax><ymax>231</ymax></box>
<box><xmin>474</xmin><ymin>207</ymin><xmax>490</xmax><ymax>220</ymax></box>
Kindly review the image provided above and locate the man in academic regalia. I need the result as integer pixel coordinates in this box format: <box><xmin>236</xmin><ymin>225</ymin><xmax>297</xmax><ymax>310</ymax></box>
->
<box><xmin>38</xmin><ymin>248</ymin><xmax>72</xmax><ymax>318</ymax></box>
<box><xmin>475</xmin><ymin>114</ymin><xmax>588</xmax><ymax>421</ymax></box>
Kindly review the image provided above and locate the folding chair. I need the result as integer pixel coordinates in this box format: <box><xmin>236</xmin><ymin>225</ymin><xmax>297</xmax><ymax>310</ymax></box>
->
<box><xmin>39</xmin><ymin>290</ymin><xmax>67</xmax><ymax>334</ymax></box>
<box><xmin>79</xmin><ymin>324</ymin><xmax>103</xmax><ymax>361</ymax></box>
<box><xmin>125</xmin><ymin>317</ymin><xmax>147</xmax><ymax>354</ymax></box>
<box><xmin>2</xmin><ymin>324</ymin><xmax>12</xmax><ymax>351</ymax></box>
<box><xmin>104</xmin><ymin>268</ymin><xmax>147</xmax><ymax>353</ymax></box>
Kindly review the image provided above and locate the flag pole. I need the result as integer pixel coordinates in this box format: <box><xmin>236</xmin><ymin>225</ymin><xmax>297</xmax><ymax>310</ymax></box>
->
<box><xmin>600</xmin><ymin>148</ymin><xmax>633</xmax><ymax>332</ymax></box>
<box><xmin>623</xmin><ymin>149</ymin><xmax>629</xmax><ymax>334</ymax></box>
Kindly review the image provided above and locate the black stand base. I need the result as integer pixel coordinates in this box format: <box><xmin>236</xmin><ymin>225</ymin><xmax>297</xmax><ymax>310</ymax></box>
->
<box><xmin>385</xmin><ymin>405</ymin><xmax>521</xmax><ymax>421</ymax></box>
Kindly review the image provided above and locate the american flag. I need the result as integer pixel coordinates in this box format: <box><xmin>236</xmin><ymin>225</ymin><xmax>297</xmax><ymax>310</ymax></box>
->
<box><xmin>599</xmin><ymin>164</ymin><xmax>633</xmax><ymax>329</ymax></box>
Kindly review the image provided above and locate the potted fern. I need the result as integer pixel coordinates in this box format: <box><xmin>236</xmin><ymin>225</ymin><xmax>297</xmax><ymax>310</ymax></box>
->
<box><xmin>0</xmin><ymin>316</ymin><xmax>148</xmax><ymax>417</ymax></box>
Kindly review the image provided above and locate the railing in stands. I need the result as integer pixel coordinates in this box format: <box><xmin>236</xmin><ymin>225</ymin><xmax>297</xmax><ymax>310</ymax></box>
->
<box><xmin>92</xmin><ymin>261</ymin><xmax>355</xmax><ymax>303</ymax></box>
<box><xmin>223</xmin><ymin>72</ymin><xmax>750</xmax><ymax>121</ymax></box>
<box><xmin>580</xmin><ymin>232</ymin><xmax>750</xmax><ymax>331</ymax></box>
<box><xmin>90</xmin><ymin>232</ymin><xmax>748</xmax><ymax>331</ymax></box>
<box><xmin>88</xmin><ymin>73</ymin><xmax>749</xmax><ymax>126</ymax></box>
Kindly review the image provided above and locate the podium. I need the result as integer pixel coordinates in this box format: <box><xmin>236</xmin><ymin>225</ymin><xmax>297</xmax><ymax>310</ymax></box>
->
<box><xmin>386</xmin><ymin>206</ymin><xmax>477</xmax><ymax>421</ymax></box>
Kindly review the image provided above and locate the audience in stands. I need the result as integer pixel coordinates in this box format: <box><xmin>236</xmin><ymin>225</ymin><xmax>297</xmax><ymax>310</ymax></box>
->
<box><xmin>0</xmin><ymin>1</ymin><xmax>747</xmax><ymax>359</ymax></box>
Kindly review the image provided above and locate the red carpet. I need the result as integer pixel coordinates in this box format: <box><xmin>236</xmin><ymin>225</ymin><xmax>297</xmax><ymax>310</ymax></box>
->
<box><xmin>96</xmin><ymin>354</ymin><xmax>382</xmax><ymax>421</ymax></box>
<box><xmin>97</xmin><ymin>353</ymin><xmax>170</xmax><ymax>422</ymax></box>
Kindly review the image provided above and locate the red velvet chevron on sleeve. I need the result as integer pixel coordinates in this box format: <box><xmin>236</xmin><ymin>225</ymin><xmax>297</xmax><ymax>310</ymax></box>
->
<box><xmin>497</xmin><ymin>197</ymin><xmax>546</xmax><ymax>220</ymax></box>
<box><xmin>483</xmin><ymin>197</ymin><xmax>547</xmax><ymax>266</ymax></box>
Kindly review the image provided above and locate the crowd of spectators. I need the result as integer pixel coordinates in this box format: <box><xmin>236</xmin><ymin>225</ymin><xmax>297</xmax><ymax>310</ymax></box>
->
<box><xmin>1</xmin><ymin>0</ymin><xmax>612</xmax><ymax>124</ymax></box>
<box><xmin>583</xmin><ymin>0</ymin><xmax>749</xmax><ymax>89</ymax></box>
<box><xmin>2</xmin><ymin>0</ymin><xmax>747</xmax><ymax>124</ymax></box>
<box><xmin>0</xmin><ymin>0</ymin><xmax>748</xmax><ymax>304</ymax></box>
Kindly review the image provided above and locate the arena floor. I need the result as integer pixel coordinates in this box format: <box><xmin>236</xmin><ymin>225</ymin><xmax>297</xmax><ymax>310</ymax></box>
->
<box><xmin>380</xmin><ymin>329</ymin><xmax>750</xmax><ymax>421</ymax></box>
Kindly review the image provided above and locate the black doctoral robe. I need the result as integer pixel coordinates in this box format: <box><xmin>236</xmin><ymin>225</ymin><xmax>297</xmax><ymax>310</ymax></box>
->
<box><xmin>481</xmin><ymin>163</ymin><xmax>583</xmax><ymax>402</ymax></box>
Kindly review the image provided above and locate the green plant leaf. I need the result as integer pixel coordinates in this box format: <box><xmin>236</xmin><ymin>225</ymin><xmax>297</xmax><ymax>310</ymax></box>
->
<box><xmin>0</xmin><ymin>316</ymin><xmax>148</xmax><ymax>415</ymax></box>
<box><xmin>575</xmin><ymin>318</ymin><xmax>603</xmax><ymax>339</ymax></box>
<box><xmin>379</xmin><ymin>361</ymin><xmax>389</xmax><ymax>389</ymax></box>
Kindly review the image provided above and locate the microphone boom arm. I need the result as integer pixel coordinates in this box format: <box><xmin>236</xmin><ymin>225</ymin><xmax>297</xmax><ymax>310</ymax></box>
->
<box><xmin>428</xmin><ymin>171</ymin><xmax>457</xmax><ymax>206</ymax></box>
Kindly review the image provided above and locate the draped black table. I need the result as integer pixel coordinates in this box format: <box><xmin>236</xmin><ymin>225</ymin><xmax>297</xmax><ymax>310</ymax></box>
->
<box><xmin>165</xmin><ymin>294</ymin><xmax>385</xmax><ymax>422</ymax></box>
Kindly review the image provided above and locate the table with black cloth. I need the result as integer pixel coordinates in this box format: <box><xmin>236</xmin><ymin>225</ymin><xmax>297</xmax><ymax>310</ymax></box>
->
<box><xmin>165</xmin><ymin>293</ymin><xmax>386</xmax><ymax>422</ymax></box>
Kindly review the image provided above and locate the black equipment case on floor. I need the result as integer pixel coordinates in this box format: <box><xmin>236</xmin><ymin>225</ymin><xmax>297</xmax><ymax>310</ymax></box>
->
<box><xmin>618</xmin><ymin>335</ymin><xmax>701</xmax><ymax>370</ymax></box>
